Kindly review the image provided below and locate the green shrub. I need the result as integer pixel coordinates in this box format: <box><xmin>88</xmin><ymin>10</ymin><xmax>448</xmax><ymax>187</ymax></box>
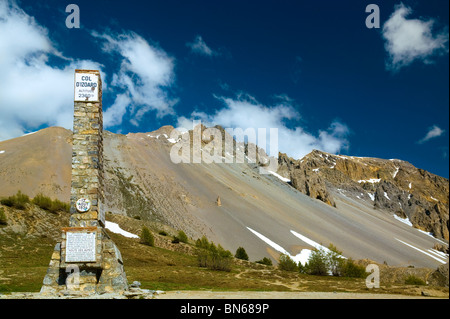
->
<box><xmin>0</xmin><ymin>207</ymin><xmax>7</xmax><ymax>225</ymax></box>
<box><xmin>195</xmin><ymin>236</ymin><xmax>232</xmax><ymax>271</ymax></box>
<box><xmin>278</xmin><ymin>254</ymin><xmax>298</xmax><ymax>272</ymax></box>
<box><xmin>340</xmin><ymin>258</ymin><xmax>367</xmax><ymax>278</ymax></box>
<box><xmin>177</xmin><ymin>230</ymin><xmax>189</xmax><ymax>243</ymax></box>
<box><xmin>235</xmin><ymin>247</ymin><xmax>249</xmax><ymax>261</ymax></box>
<box><xmin>404</xmin><ymin>275</ymin><xmax>426</xmax><ymax>286</ymax></box>
<box><xmin>159</xmin><ymin>230</ymin><xmax>168</xmax><ymax>236</ymax></box>
<box><xmin>196</xmin><ymin>236</ymin><xmax>210</xmax><ymax>249</ymax></box>
<box><xmin>51</xmin><ymin>199</ymin><xmax>70</xmax><ymax>213</ymax></box>
<box><xmin>306</xmin><ymin>248</ymin><xmax>329</xmax><ymax>276</ymax></box>
<box><xmin>1</xmin><ymin>191</ymin><xmax>30</xmax><ymax>210</ymax></box>
<box><xmin>0</xmin><ymin>198</ymin><xmax>14</xmax><ymax>207</ymax></box>
<box><xmin>172</xmin><ymin>237</ymin><xmax>180</xmax><ymax>244</ymax></box>
<box><xmin>298</xmin><ymin>262</ymin><xmax>307</xmax><ymax>274</ymax></box>
<box><xmin>32</xmin><ymin>194</ymin><xmax>70</xmax><ymax>214</ymax></box>
<box><xmin>300</xmin><ymin>244</ymin><xmax>367</xmax><ymax>278</ymax></box>
<box><xmin>140</xmin><ymin>226</ymin><xmax>154</xmax><ymax>246</ymax></box>
<box><xmin>209</xmin><ymin>243</ymin><xmax>233</xmax><ymax>271</ymax></box>
<box><xmin>327</xmin><ymin>244</ymin><xmax>345</xmax><ymax>276</ymax></box>
<box><xmin>32</xmin><ymin>193</ymin><xmax>52</xmax><ymax>210</ymax></box>
<box><xmin>256</xmin><ymin>257</ymin><xmax>273</xmax><ymax>266</ymax></box>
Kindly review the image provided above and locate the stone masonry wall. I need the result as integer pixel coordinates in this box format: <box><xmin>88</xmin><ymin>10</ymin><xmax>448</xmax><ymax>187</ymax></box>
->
<box><xmin>70</xmin><ymin>71</ymin><xmax>105</xmax><ymax>227</ymax></box>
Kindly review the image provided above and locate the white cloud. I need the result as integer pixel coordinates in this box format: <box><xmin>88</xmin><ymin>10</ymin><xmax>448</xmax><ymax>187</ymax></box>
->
<box><xmin>186</xmin><ymin>35</ymin><xmax>217</xmax><ymax>56</ymax></box>
<box><xmin>176</xmin><ymin>93</ymin><xmax>350</xmax><ymax>160</ymax></box>
<box><xmin>418</xmin><ymin>125</ymin><xmax>445</xmax><ymax>144</ymax></box>
<box><xmin>93</xmin><ymin>31</ymin><xmax>178</xmax><ymax>127</ymax></box>
<box><xmin>0</xmin><ymin>0</ymin><xmax>103</xmax><ymax>141</ymax></box>
<box><xmin>382</xmin><ymin>3</ymin><xmax>449</xmax><ymax>71</ymax></box>
<box><xmin>0</xmin><ymin>0</ymin><xmax>178</xmax><ymax>141</ymax></box>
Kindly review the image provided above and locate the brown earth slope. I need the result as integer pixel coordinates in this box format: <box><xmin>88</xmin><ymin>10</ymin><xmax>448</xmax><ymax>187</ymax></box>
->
<box><xmin>0</xmin><ymin>127</ymin><xmax>448</xmax><ymax>269</ymax></box>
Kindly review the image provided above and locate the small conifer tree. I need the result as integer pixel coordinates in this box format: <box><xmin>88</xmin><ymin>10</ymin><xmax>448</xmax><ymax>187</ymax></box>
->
<box><xmin>235</xmin><ymin>247</ymin><xmax>249</xmax><ymax>261</ymax></box>
<box><xmin>140</xmin><ymin>226</ymin><xmax>154</xmax><ymax>246</ymax></box>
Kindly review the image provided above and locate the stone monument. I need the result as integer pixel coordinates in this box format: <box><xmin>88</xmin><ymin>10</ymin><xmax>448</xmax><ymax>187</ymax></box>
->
<box><xmin>41</xmin><ymin>70</ymin><xmax>128</xmax><ymax>295</ymax></box>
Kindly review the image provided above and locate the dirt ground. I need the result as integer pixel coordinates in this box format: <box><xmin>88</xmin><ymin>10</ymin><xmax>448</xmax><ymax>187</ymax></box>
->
<box><xmin>155</xmin><ymin>290</ymin><xmax>445</xmax><ymax>299</ymax></box>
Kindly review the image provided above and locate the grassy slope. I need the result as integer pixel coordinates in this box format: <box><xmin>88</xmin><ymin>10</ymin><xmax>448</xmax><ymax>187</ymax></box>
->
<box><xmin>0</xmin><ymin>204</ymin><xmax>448</xmax><ymax>297</ymax></box>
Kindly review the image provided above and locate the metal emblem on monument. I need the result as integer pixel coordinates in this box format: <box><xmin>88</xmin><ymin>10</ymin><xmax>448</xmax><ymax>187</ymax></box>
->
<box><xmin>76</xmin><ymin>198</ymin><xmax>91</xmax><ymax>213</ymax></box>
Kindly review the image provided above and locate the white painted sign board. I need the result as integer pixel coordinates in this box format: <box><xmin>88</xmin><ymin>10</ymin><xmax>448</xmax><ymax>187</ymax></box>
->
<box><xmin>65</xmin><ymin>231</ymin><xmax>96</xmax><ymax>262</ymax></box>
<box><xmin>74</xmin><ymin>73</ymin><xmax>99</xmax><ymax>102</ymax></box>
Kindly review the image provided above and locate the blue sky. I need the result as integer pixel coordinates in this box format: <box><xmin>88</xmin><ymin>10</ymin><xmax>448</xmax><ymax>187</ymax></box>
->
<box><xmin>0</xmin><ymin>0</ymin><xmax>448</xmax><ymax>177</ymax></box>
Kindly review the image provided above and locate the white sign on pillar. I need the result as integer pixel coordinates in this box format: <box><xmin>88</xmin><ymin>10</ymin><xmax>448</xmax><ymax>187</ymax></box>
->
<box><xmin>65</xmin><ymin>231</ymin><xmax>97</xmax><ymax>263</ymax></box>
<box><xmin>74</xmin><ymin>72</ymin><xmax>99</xmax><ymax>102</ymax></box>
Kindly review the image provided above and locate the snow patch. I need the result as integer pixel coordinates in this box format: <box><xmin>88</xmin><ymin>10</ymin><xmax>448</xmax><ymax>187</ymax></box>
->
<box><xmin>247</xmin><ymin>227</ymin><xmax>289</xmax><ymax>255</ymax></box>
<box><xmin>394</xmin><ymin>214</ymin><xmax>413</xmax><ymax>227</ymax></box>
<box><xmin>267</xmin><ymin>171</ymin><xmax>290</xmax><ymax>183</ymax></box>
<box><xmin>408</xmin><ymin>182</ymin><xmax>412</xmax><ymax>189</ymax></box>
<box><xmin>429</xmin><ymin>249</ymin><xmax>449</xmax><ymax>259</ymax></box>
<box><xmin>167</xmin><ymin>138</ymin><xmax>177</xmax><ymax>143</ymax></box>
<box><xmin>431</xmin><ymin>196</ymin><xmax>438</xmax><ymax>202</ymax></box>
<box><xmin>246</xmin><ymin>227</ymin><xmax>344</xmax><ymax>267</ymax></box>
<box><xmin>22</xmin><ymin>131</ymin><xmax>37</xmax><ymax>136</ymax></box>
<box><xmin>367</xmin><ymin>193</ymin><xmax>375</xmax><ymax>201</ymax></box>
<box><xmin>416</xmin><ymin>229</ymin><xmax>448</xmax><ymax>245</ymax></box>
<box><xmin>312</xmin><ymin>168</ymin><xmax>320</xmax><ymax>172</ymax></box>
<box><xmin>395</xmin><ymin>238</ymin><xmax>446</xmax><ymax>264</ymax></box>
<box><xmin>358</xmin><ymin>178</ymin><xmax>381</xmax><ymax>184</ymax></box>
<box><xmin>393</xmin><ymin>167</ymin><xmax>399</xmax><ymax>178</ymax></box>
<box><xmin>0</xmin><ymin>150</ymin><xmax>5</xmax><ymax>154</ymax></box>
<box><xmin>105</xmin><ymin>221</ymin><xmax>139</xmax><ymax>238</ymax></box>
<box><xmin>383</xmin><ymin>192</ymin><xmax>390</xmax><ymax>200</ymax></box>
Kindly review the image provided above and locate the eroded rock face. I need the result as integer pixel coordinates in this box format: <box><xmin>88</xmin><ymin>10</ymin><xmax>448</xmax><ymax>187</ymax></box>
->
<box><xmin>278</xmin><ymin>149</ymin><xmax>449</xmax><ymax>240</ymax></box>
<box><xmin>289</xmin><ymin>167</ymin><xmax>336</xmax><ymax>207</ymax></box>
<box><xmin>277</xmin><ymin>152</ymin><xmax>336</xmax><ymax>207</ymax></box>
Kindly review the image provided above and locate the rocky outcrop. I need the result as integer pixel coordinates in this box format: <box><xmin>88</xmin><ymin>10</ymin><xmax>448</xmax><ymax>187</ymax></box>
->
<box><xmin>278</xmin><ymin>152</ymin><xmax>336</xmax><ymax>207</ymax></box>
<box><xmin>428</xmin><ymin>262</ymin><xmax>449</xmax><ymax>287</ymax></box>
<box><xmin>290</xmin><ymin>167</ymin><xmax>336</xmax><ymax>207</ymax></box>
<box><xmin>278</xmin><ymin>149</ymin><xmax>449</xmax><ymax>240</ymax></box>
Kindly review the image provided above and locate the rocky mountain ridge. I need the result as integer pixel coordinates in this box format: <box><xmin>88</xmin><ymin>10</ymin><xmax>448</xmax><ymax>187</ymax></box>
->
<box><xmin>277</xmin><ymin>150</ymin><xmax>449</xmax><ymax>240</ymax></box>
<box><xmin>0</xmin><ymin>126</ymin><xmax>448</xmax><ymax>269</ymax></box>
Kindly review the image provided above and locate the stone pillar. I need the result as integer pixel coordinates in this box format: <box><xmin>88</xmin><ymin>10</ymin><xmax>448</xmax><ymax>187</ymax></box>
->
<box><xmin>41</xmin><ymin>70</ymin><xmax>128</xmax><ymax>296</ymax></box>
<box><xmin>70</xmin><ymin>69</ymin><xmax>105</xmax><ymax>227</ymax></box>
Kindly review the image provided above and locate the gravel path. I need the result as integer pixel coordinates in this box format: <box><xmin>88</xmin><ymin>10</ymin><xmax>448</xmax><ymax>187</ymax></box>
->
<box><xmin>155</xmin><ymin>290</ymin><xmax>437</xmax><ymax>299</ymax></box>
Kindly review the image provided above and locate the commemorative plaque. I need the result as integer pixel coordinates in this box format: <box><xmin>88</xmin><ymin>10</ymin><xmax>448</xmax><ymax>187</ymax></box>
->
<box><xmin>76</xmin><ymin>198</ymin><xmax>91</xmax><ymax>213</ymax></box>
<box><xmin>65</xmin><ymin>230</ymin><xmax>96</xmax><ymax>263</ymax></box>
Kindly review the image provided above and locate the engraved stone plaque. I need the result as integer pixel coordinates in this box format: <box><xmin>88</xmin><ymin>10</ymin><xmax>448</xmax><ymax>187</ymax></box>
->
<box><xmin>65</xmin><ymin>231</ymin><xmax>96</xmax><ymax>262</ymax></box>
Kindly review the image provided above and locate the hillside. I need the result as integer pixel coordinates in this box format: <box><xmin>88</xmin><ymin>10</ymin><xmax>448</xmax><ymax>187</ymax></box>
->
<box><xmin>0</xmin><ymin>126</ymin><xmax>448</xmax><ymax>270</ymax></box>
<box><xmin>0</xmin><ymin>202</ymin><xmax>448</xmax><ymax>297</ymax></box>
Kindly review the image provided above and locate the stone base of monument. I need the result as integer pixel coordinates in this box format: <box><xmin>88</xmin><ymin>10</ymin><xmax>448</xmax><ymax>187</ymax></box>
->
<box><xmin>40</xmin><ymin>227</ymin><xmax>128</xmax><ymax>296</ymax></box>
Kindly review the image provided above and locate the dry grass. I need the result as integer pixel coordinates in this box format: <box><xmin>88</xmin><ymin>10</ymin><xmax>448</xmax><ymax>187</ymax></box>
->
<box><xmin>0</xmin><ymin>209</ymin><xmax>448</xmax><ymax>298</ymax></box>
